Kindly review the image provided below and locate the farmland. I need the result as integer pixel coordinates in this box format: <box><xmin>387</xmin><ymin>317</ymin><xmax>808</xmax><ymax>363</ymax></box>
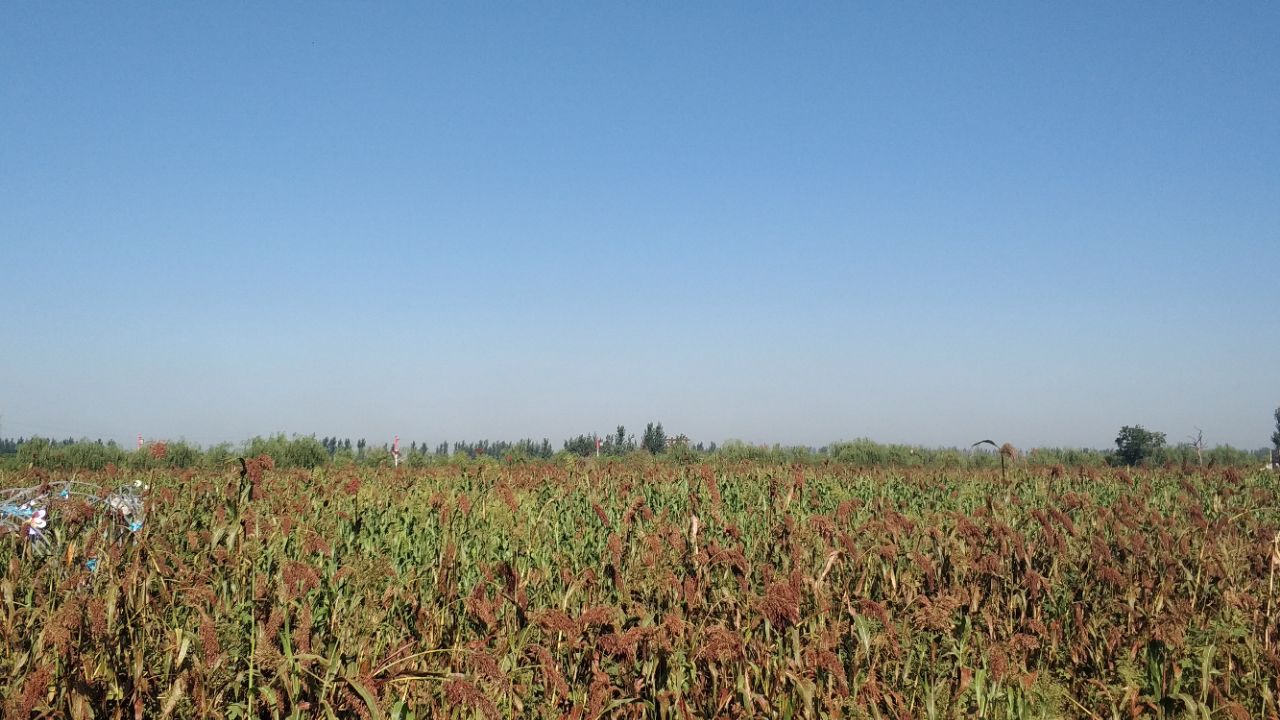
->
<box><xmin>2</xmin><ymin>460</ymin><xmax>1279</xmax><ymax>719</ymax></box>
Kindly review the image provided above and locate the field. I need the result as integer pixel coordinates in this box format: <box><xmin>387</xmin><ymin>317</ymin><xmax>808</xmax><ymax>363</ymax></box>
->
<box><xmin>2</xmin><ymin>460</ymin><xmax>1279</xmax><ymax>719</ymax></box>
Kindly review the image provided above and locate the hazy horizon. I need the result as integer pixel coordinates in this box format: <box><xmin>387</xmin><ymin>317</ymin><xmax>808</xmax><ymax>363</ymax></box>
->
<box><xmin>3</xmin><ymin>4</ymin><xmax>1277</xmax><ymax>452</ymax></box>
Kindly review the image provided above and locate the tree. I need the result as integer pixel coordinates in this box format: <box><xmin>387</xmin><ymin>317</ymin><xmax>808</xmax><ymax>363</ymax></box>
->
<box><xmin>1187</xmin><ymin>427</ymin><xmax>1205</xmax><ymax>467</ymax></box>
<box><xmin>642</xmin><ymin>422</ymin><xmax>667</xmax><ymax>454</ymax></box>
<box><xmin>1114</xmin><ymin>425</ymin><xmax>1166</xmax><ymax>466</ymax></box>
<box><xmin>562</xmin><ymin>434</ymin><xmax>598</xmax><ymax>457</ymax></box>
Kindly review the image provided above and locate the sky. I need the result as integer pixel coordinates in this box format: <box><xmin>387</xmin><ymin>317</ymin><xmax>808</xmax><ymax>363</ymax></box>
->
<box><xmin>2</xmin><ymin>3</ymin><xmax>1278</xmax><ymax>451</ymax></box>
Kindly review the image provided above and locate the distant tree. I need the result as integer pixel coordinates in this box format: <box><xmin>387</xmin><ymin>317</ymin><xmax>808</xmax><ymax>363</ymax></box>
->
<box><xmin>244</xmin><ymin>434</ymin><xmax>328</xmax><ymax>469</ymax></box>
<box><xmin>563</xmin><ymin>434</ymin><xmax>597</xmax><ymax>457</ymax></box>
<box><xmin>1114</xmin><ymin>425</ymin><xmax>1166</xmax><ymax>466</ymax></box>
<box><xmin>642</xmin><ymin>422</ymin><xmax>667</xmax><ymax>454</ymax></box>
<box><xmin>1187</xmin><ymin>427</ymin><xmax>1205</xmax><ymax>467</ymax></box>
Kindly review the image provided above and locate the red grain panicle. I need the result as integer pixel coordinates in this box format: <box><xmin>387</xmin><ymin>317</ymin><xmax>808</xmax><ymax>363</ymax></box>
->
<box><xmin>1008</xmin><ymin>632</ymin><xmax>1040</xmax><ymax>656</ymax></box>
<box><xmin>805</xmin><ymin>647</ymin><xmax>849</xmax><ymax>697</ymax></box>
<box><xmin>642</xmin><ymin>534</ymin><xmax>663</xmax><ymax>563</ymax></box>
<box><xmin>528</xmin><ymin>644</ymin><xmax>569</xmax><ymax>701</ymax></box>
<box><xmin>761</xmin><ymin>572</ymin><xmax>802</xmax><ymax>628</ymax></box>
<box><xmin>697</xmin><ymin>625</ymin><xmax>744</xmax><ymax>662</ymax></box>
<box><xmin>808</xmin><ymin>514</ymin><xmax>837</xmax><ymax>543</ymax></box>
<box><xmin>974</xmin><ymin>553</ymin><xmax>1004</xmax><ymax>577</ymax></box>
<box><xmin>681</xmin><ymin>575</ymin><xmax>703</xmax><ymax>610</ymax></box>
<box><xmin>591</xmin><ymin>502</ymin><xmax>610</xmax><ymax>526</ymax></box>
<box><xmin>577</xmin><ymin>605</ymin><xmax>617</xmax><ymax>633</ymax></box>
<box><xmin>599</xmin><ymin>627</ymin><xmax>646</xmax><ymax>662</ymax></box>
<box><xmin>1023</xmin><ymin>569</ymin><xmax>1045</xmax><ymax>599</ymax></box>
<box><xmin>988</xmin><ymin>643</ymin><xmax>1011</xmax><ymax>682</ymax></box>
<box><xmin>87</xmin><ymin>597</ymin><xmax>108</xmax><ymax>639</ymax></box>
<box><xmin>444</xmin><ymin>678</ymin><xmax>499</xmax><ymax>720</ymax></box>
<box><xmin>494</xmin><ymin>560</ymin><xmax>520</xmax><ymax>601</ymax></box>
<box><xmin>911</xmin><ymin>592</ymin><xmax>962</xmax><ymax>633</ymax></box>
<box><xmin>835</xmin><ymin>499</ymin><xmax>862</xmax><ymax>523</ymax></box>
<box><xmin>303</xmin><ymin>531</ymin><xmax>332</xmax><ymax>557</ymax></box>
<box><xmin>8</xmin><ymin>664</ymin><xmax>52</xmax><ymax>718</ymax></box>
<box><xmin>910</xmin><ymin>551</ymin><xmax>936</xmax><ymax>583</ymax></box>
<box><xmin>621</xmin><ymin>496</ymin><xmax>648</xmax><ymax>526</ymax></box>
<box><xmin>587</xmin><ymin>666</ymin><xmax>614</xmax><ymax>720</ymax></box>
<box><xmin>1049</xmin><ymin>507</ymin><xmax>1077</xmax><ymax>536</ymax></box>
<box><xmin>255</xmin><ymin>607</ymin><xmax>281</xmax><ymax>641</ymax></box>
<box><xmin>283</xmin><ymin>560</ymin><xmax>322</xmax><ymax>599</ymax></box>
<box><xmin>659</xmin><ymin>612</ymin><xmax>686</xmax><ymax>651</ymax></box>
<box><xmin>496</xmin><ymin>483</ymin><xmax>518</xmax><ymax>514</ymax></box>
<box><xmin>245</xmin><ymin>454</ymin><xmax>274</xmax><ymax>500</ymax></box>
<box><xmin>465</xmin><ymin>583</ymin><xmax>497</xmax><ymax>629</ymax></box>
<box><xmin>858</xmin><ymin>599</ymin><xmax>889</xmax><ymax>626</ymax></box>
<box><xmin>469</xmin><ymin>651</ymin><xmax>512</xmax><ymax>694</ymax></box>
<box><xmin>606</xmin><ymin>533</ymin><xmax>624</xmax><ymax>569</ymax></box>
<box><xmin>46</xmin><ymin>598</ymin><xmax>81</xmax><ymax>655</ymax></box>
<box><xmin>1096</xmin><ymin>565</ymin><xmax>1125</xmax><ymax>588</ymax></box>
<box><xmin>293</xmin><ymin>604</ymin><xmax>313</xmax><ymax>654</ymax></box>
<box><xmin>199</xmin><ymin>612</ymin><xmax>222</xmax><ymax>663</ymax></box>
<box><xmin>341</xmin><ymin>475</ymin><xmax>362</xmax><ymax>496</ymax></box>
<box><xmin>700</xmin><ymin>465</ymin><xmax>722</xmax><ymax>507</ymax></box>
<box><xmin>1024</xmin><ymin>617</ymin><xmax>1047</xmax><ymax>638</ymax></box>
<box><xmin>1222</xmin><ymin>703</ymin><xmax>1251</xmax><ymax>720</ymax></box>
<box><xmin>533</xmin><ymin>609</ymin><xmax>577</xmax><ymax>639</ymax></box>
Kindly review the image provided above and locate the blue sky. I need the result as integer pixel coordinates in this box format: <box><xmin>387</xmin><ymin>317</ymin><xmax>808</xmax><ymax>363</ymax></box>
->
<box><xmin>2</xmin><ymin>3</ymin><xmax>1277</xmax><ymax>450</ymax></box>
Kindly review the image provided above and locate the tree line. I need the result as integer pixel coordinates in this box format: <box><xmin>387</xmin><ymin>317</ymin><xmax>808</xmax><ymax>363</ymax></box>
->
<box><xmin>0</xmin><ymin>422</ymin><xmax>1272</xmax><ymax>472</ymax></box>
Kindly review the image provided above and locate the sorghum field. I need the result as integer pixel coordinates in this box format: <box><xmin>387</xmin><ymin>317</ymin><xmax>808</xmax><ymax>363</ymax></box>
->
<box><xmin>2</xmin><ymin>460</ymin><xmax>1279</xmax><ymax>719</ymax></box>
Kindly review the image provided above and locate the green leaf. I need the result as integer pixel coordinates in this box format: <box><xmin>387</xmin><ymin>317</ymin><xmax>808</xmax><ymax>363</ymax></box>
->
<box><xmin>343</xmin><ymin>674</ymin><xmax>383</xmax><ymax>720</ymax></box>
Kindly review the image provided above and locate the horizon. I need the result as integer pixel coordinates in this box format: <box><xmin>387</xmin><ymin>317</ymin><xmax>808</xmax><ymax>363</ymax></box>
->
<box><xmin>4</xmin><ymin>4</ymin><xmax>1278</xmax><ymax>451</ymax></box>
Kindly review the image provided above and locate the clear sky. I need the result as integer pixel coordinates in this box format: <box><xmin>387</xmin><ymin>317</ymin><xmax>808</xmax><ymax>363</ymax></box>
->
<box><xmin>2</xmin><ymin>3</ymin><xmax>1277</xmax><ymax>450</ymax></box>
